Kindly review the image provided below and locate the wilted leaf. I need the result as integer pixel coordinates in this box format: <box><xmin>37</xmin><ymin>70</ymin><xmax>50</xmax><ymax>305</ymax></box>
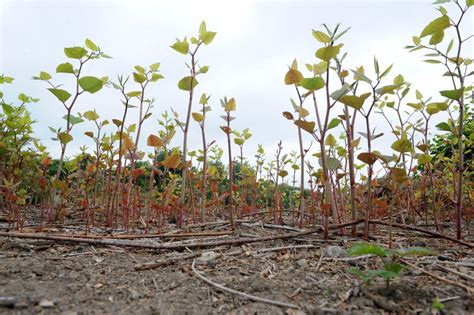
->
<box><xmin>284</xmin><ymin>68</ymin><xmax>303</xmax><ymax>85</ymax></box>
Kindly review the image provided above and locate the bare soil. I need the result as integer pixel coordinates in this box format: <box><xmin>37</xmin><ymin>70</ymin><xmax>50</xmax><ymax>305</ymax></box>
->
<box><xmin>0</xmin><ymin>214</ymin><xmax>473</xmax><ymax>314</ymax></box>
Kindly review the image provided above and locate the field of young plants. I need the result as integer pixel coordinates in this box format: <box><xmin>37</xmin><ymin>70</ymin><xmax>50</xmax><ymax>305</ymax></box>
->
<box><xmin>0</xmin><ymin>0</ymin><xmax>473</xmax><ymax>314</ymax></box>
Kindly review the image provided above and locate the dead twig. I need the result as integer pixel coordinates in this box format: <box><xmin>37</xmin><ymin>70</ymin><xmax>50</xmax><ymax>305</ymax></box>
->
<box><xmin>191</xmin><ymin>259</ymin><xmax>299</xmax><ymax>309</ymax></box>
<box><xmin>369</xmin><ymin>220</ymin><xmax>474</xmax><ymax>248</ymax></box>
<box><xmin>436</xmin><ymin>265</ymin><xmax>474</xmax><ymax>282</ymax></box>
<box><xmin>400</xmin><ymin>258</ymin><xmax>474</xmax><ymax>296</ymax></box>
<box><xmin>0</xmin><ymin>219</ymin><xmax>364</xmax><ymax>252</ymax></box>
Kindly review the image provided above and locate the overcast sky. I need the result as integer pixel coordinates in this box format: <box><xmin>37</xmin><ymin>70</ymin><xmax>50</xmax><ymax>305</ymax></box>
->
<box><xmin>1</xmin><ymin>0</ymin><xmax>472</xmax><ymax>170</ymax></box>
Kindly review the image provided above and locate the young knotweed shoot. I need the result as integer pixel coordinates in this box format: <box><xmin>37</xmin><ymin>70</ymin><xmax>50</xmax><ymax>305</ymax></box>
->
<box><xmin>339</xmin><ymin>60</ymin><xmax>402</xmax><ymax>240</ymax></box>
<box><xmin>192</xmin><ymin>93</ymin><xmax>212</xmax><ymax>222</ymax></box>
<box><xmin>34</xmin><ymin>38</ymin><xmax>109</xmax><ymax>191</ymax></box>
<box><xmin>283</xmin><ymin>58</ymin><xmax>308</xmax><ymax>228</ymax></box>
<box><xmin>172</xmin><ymin>21</ymin><xmax>216</xmax><ymax>207</ymax></box>
<box><xmin>220</xmin><ymin>97</ymin><xmax>236</xmax><ymax>229</ymax></box>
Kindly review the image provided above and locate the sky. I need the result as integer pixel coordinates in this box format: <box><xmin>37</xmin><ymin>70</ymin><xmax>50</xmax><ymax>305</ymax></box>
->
<box><xmin>1</xmin><ymin>0</ymin><xmax>472</xmax><ymax>171</ymax></box>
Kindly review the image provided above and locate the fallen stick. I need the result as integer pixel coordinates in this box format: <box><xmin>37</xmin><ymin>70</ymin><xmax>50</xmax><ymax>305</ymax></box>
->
<box><xmin>134</xmin><ymin>248</ymin><xmax>243</xmax><ymax>271</ymax></box>
<box><xmin>436</xmin><ymin>265</ymin><xmax>474</xmax><ymax>282</ymax></box>
<box><xmin>48</xmin><ymin>231</ymin><xmax>231</xmax><ymax>240</ymax></box>
<box><xmin>369</xmin><ymin>220</ymin><xmax>474</xmax><ymax>248</ymax></box>
<box><xmin>400</xmin><ymin>258</ymin><xmax>474</xmax><ymax>296</ymax></box>
<box><xmin>191</xmin><ymin>259</ymin><xmax>299</xmax><ymax>309</ymax></box>
<box><xmin>0</xmin><ymin>219</ymin><xmax>364</xmax><ymax>251</ymax></box>
<box><xmin>134</xmin><ymin>252</ymin><xmax>202</xmax><ymax>270</ymax></box>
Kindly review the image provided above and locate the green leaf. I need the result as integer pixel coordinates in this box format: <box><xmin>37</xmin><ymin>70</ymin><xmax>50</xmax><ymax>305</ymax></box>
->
<box><xmin>440</xmin><ymin>88</ymin><xmax>464</xmax><ymax>100</ymax></box>
<box><xmin>418</xmin><ymin>153</ymin><xmax>432</xmax><ymax>164</ymax></box>
<box><xmin>178</xmin><ymin>76</ymin><xmax>198</xmax><ymax>91</ymax></box>
<box><xmin>18</xmin><ymin>93</ymin><xmax>29</xmax><ymax>103</ymax></box>
<box><xmin>39</xmin><ymin>71</ymin><xmax>52</xmax><ymax>80</ymax></box>
<box><xmin>395</xmin><ymin>247</ymin><xmax>436</xmax><ymax>257</ymax></box>
<box><xmin>150</xmin><ymin>62</ymin><xmax>160</xmax><ymax>72</ymax></box>
<box><xmin>2</xmin><ymin>103</ymin><xmax>14</xmax><ymax>115</ymax></box>
<box><xmin>78</xmin><ymin>76</ymin><xmax>103</xmax><ymax>93</ymax></box>
<box><xmin>426</xmin><ymin>102</ymin><xmax>448</xmax><ymax>115</ymax></box>
<box><xmin>384</xmin><ymin>262</ymin><xmax>406</xmax><ymax>274</ymax></box>
<box><xmin>126</xmin><ymin>91</ymin><xmax>142</xmax><ymax>97</ymax></box>
<box><xmin>234</xmin><ymin>138</ymin><xmax>244</xmax><ymax>146</ymax></box>
<box><xmin>151</xmin><ymin>73</ymin><xmax>164</xmax><ymax>82</ymax></box>
<box><xmin>133</xmin><ymin>72</ymin><xmax>147</xmax><ymax>84</ymax></box>
<box><xmin>48</xmin><ymin>88</ymin><xmax>71</xmax><ymax>103</ymax></box>
<box><xmin>85</xmin><ymin>38</ymin><xmax>99</xmax><ymax>51</ymax></box>
<box><xmin>198</xmin><ymin>65</ymin><xmax>209</xmax><ymax>74</ymax></box>
<box><xmin>200</xmin><ymin>31</ymin><xmax>216</xmax><ymax>45</ymax></box>
<box><xmin>327</xmin><ymin>118</ymin><xmax>341</xmax><ymax>130</ymax></box>
<box><xmin>64</xmin><ymin>114</ymin><xmax>84</xmax><ymax>125</ymax></box>
<box><xmin>391</xmin><ymin>134</ymin><xmax>412</xmax><ymax>153</ymax></box>
<box><xmin>58</xmin><ymin>132</ymin><xmax>73</xmax><ymax>144</ymax></box>
<box><xmin>407</xmin><ymin>102</ymin><xmax>423</xmax><ymax>110</ymax></box>
<box><xmin>468</xmin><ymin>0</ymin><xmax>474</xmax><ymax>7</ymax></box>
<box><xmin>192</xmin><ymin>112</ymin><xmax>204</xmax><ymax>122</ymax></box>
<box><xmin>294</xmin><ymin>119</ymin><xmax>315</xmax><ymax>133</ymax></box>
<box><xmin>420</xmin><ymin>15</ymin><xmax>450</xmax><ymax>38</ymax></box>
<box><xmin>376</xmin><ymin>84</ymin><xmax>401</xmax><ymax>95</ymax></box>
<box><xmin>321</xmin><ymin>156</ymin><xmax>341</xmax><ymax>170</ymax></box>
<box><xmin>337</xmin><ymin>93</ymin><xmax>371</xmax><ymax>110</ymax></box>
<box><xmin>348</xmin><ymin>242</ymin><xmax>390</xmax><ymax>257</ymax></box>
<box><xmin>112</xmin><ymin>119</ymin><xmax>122</xmax><ymax>127</ymax></box>
<box><xmin>171</xmin><ymin>39</ymin><xmax>189</xmax><ymax>55</ymax></box>
<box><xmin>312</xmin><ymin>30</ymin><xmax>331</xmax><ymax>43</ymax></box>
<box><xmin>436</xmin><ymin>122</ymin><xmax>451</xmax><ymax>132</ymax></box>
<box><xmin>325</xmin><ymin>134</ymin><xmax>337</xmax><ymax>147</ymax></box>
<box><xmin>429</xmin><ymin>30</ymin><xmax>445</xmax><ymax>45</ymax></box>
<box><xmin>393</xmin><ymin>74</ymin><xmax>405</xmax><ymax>85</ymax></box>
<box><xmin>315</xmin><ymin>44</ymin><xmax>343</xmax><ymax>61</ymax></box>
<box><xmin>56</xmin><ymin>62</ymin><xmax>75</xmax><ymax>74</ymax></box>
<box><xmin>64</xmin><ymin>46</ymin><xmax>88</xmax><ymax>59</ymax></box>
<box><xmin>299</xmin><ymin>77</ymin><xmax>325</xmax><ymax>91</ymax></box>
<box><xmin>83</xmin><ymin>110</ymin><xmax>100</xmax><ymax>121</ymax></box>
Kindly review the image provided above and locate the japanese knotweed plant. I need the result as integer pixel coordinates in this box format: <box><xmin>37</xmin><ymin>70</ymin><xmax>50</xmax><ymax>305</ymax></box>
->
<box><xmin>347</xmin><ymin>242</ymin><xmax>436</xmax><ymax>289</ymax></box>
<box><xmin>409</xmin><ymin>90</ymin><xmax>450</xmax><ymax>229</ymax></box>
<box><xmin>34</xmin><ymin>39</ymin><xmax>109</xmax><ymax>197</ymax></box>
<box><xmin>0</xmin><ymin>74</ymin><xmax>40</xmax><ymax>228</ymax></box>
<box><xmin>406</xmin><ymin>0</ymin><xmax>473</xmax><ymax>239</ymax></box>
<box><xmin>220</xmin><ymin>97</ymin><xmax>237</xmax><ymax>229</ymax></box>
<box><xmin>283</xmin><ymin>24</ymin><xmax>350</xmax><ymax>229</ymax></box>
<box><xmin>171</xmin><ymin>21</ymin><xmax>216</xmax><ymax>206</ymax></box>
<box><xmin>191</xmin><ymin>93</ymin><xmax>212</xmax><ymax>222</ymax></box>
<box><xmin>339</xmin><ymin>60</ymin><xmax>403</xmax><ymax>240</ymax></box>
<box><xmin>83</xmin><ymin>110</ymin><xmax>109</xmax><ymax>209</ymax></box>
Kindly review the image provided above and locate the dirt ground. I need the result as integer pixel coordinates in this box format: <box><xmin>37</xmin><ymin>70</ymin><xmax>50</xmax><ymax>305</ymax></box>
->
<box><xmin>0</xmin><ymin>216</ymin><xmax>473</xmax><ymax>314</ymax></box>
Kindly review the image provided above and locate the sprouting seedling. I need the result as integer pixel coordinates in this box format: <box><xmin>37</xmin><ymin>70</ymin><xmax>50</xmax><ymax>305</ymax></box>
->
<box><xmin>405</xmin><ymin>1</ymin><xmax>472</xmax><ymax>240</ymax></box>
<box><xmin>172</xmin><ymin>21</ymin><xmax>216</xmax><ymax>208</ymax></box>
<box><xmin>192</xmin><ymin>92</ymin><xmax>212</xmax><ymax>222</ymax></box>
<box><xmin>220</xmin><ymin>97</ymin><xmax>236</xmax><ymax>229</ymax></box>
<box><xmin>347</xmin><ymin>242</ymin><xmax>436</xmax><ymax>289</ymax></box>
